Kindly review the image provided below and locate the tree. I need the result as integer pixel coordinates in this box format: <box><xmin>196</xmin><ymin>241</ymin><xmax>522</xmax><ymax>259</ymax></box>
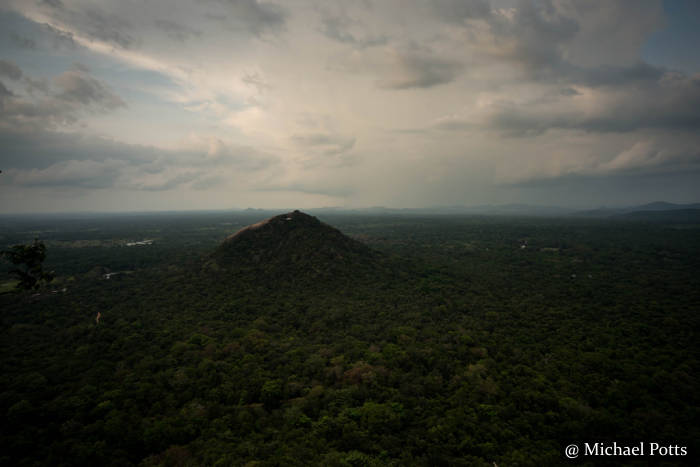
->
<box><xmin>261</xmin><ymin>379</ymin><xmax>283</xmax><ymax>409</ymax></box>
<box><xmin>1</xmin><ymin>239</ymin><xmax>54</xmax><ymax>290</ymax></box>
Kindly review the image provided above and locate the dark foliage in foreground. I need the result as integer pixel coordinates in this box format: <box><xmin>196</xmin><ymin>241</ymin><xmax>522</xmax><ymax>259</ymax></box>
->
<box><xmin>1</xmin><ymin>212</ymin><xmax>699</xmax><ymax>466</ymax></box>
<box><xmin>1</xmin><ymin>239</ymin><xmax>54</xmax><ymax>291</ymax></box>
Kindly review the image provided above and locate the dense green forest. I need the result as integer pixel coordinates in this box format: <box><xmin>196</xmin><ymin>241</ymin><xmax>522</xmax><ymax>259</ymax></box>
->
<box><xmin>1</xmin><ymin>211</ymin><xmax>699</xmax><ymax>466</ymax></box>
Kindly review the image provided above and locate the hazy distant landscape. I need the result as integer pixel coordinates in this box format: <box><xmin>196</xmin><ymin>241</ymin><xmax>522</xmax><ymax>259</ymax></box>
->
<box><xmin>1</xmin><ymin>209</ymin><xmax>698</xmax><ymax>465</ymax></box>
<box><xmin>2</xmin><ymin>0</ymin><xmax>700</xmax><ymax>464</ymax></box>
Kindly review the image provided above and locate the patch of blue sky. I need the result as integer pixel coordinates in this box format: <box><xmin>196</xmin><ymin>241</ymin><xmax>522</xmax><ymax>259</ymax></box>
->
<box><xmin>90</xmin><ymin>89</ymin><xmax>250</xmax><ymax>148</ymax></box>
<box><xmin>0</xmin><ymin>11</ymin><xmax>78</xmax><ymax>77</ymax></box>
<box><xmin>642</xmin><ymin>0</ymin><xmax>700</xmax><ymax>73</ymax></box>
<box><xmin>96</xmin><ymin>66</ymin><xmax>180</xmax><ymax>106</ymax></box>
<box><xmin>105</xmin><ymin>67</ymin><xmax>179</xmax><ymax>90</ymax></box>
<box><xmin>0</xmin><ymin>11</ymin><xmax>177</xmax><ymax>94</ymax></box>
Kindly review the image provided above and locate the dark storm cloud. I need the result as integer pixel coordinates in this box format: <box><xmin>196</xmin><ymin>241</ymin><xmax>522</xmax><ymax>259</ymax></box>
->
<box><xmin>0</xmin><ymin>80</ymin><xmax>12</xmax><ymax>97</ymax></box>
<box><xmin>491</xmin><ymin>108</ymin><xmax>700</xmax><ymax>136</ymax></box>
<box><xmin>1</xmin><ymin>91</ymin><xmax>82</xmax><ymax>128</ymax></box>
<box><xmin>36</xmin><ymin>1</ymin><xmax>136</xmax><ymax>49</ymax></box>
<box><xmin>153</xmin><ymin>19</ymin><xmax>201</xmax><ymax>42</ymax></box>
<box><xmin>0</xmin><ymin>63</ymin><xmax>124</xmax><ymax>131</ymax></box>
<box><xmin>207</xmin><ymin>0</ymin><xmax>286</xmax><ymax>36</ymax></box>
<box><xmin>502</xmin><ymin>0</ymin><xmax>579</xmax><ymax>69</ymax></box>
<box><xmin>0</xmin><ymin>127</ymin><xmax>156</xmax><ymax>170</ymax></box>
<box><xmin>318</xmin><ymin>13</ymin><xmax>387</xmax><ymax>49</ymax></box>
<box><xmin>430</xmin><ymin>0</ymin><xmax>578</xmax><ymax>79</ymax></box>
<box><xmin>53</xmin><ymin>66</ymin><xmax>125</xmax><ymax>109</ymax></box>
<box><xmin>576</xmin><ymin>62</ymin><xmax>665</xmax><ymax>87</ymax></box>
<box><xmin>433</xmin><ymin>1</ymin><xmax>666</xmax><ymax>90</ymax></box>
<box><xmin>73</xmin><ymin>8</ymin><xmax>135</xmax><ymax>48</ymax></box>
<box><xmin>487</xmin><ymin>73</ymin><xmax>700</xmax><ymax>136</ymax></box>
<box><xmin>527</xmin><ymin>61</ymin><xmax>669</xmax><ymax>90</ymax></box>
<box><xmin>0</xmin><ymin>60</ymin><xmax>23</xmax><ymax>80</ymax></box>
<box><xmin>431</xmin><ymin>0</ymin><xmax>491</xmax><ymax>23</ymax></box>
<box><xmin>419</xmin><ymin>1</ymin><xmax>699</xmax><ymax>137</ymax></box>
<box><xmin>378</xmin><ymin>50</ymin><xmax>462</xmax><ymax>89</ymax></box>
<box><xmin>559</xmin><ymin>87</ymin><xmax>580</xmax><ymax>96</ymax></box>
<box><xmin>2</xmin><ymin>128</ymin><xmax>279</xmax><ymax>191</ymax></box>
<box><xmin>40</xmin><ymin>0</ymin><xmax>64</xmax><ymax>8</ymax></box>
<box><xmin>2</xmin><ymin>8</ymin><xmax>96</xmax><ymax>52</ymax></box>
<box><xmin>422</xmin><ymin>0</ymin><xmax>578</xmax><ymax>79</ymax></box>
<box><xmin>8</xmin><ymin>159</ymin><xmax>124</xmax><ymax>189</ymax></box>
<box><xmin>23</xmin><ymin>76</ymin><xmax>50</xmax><ymax>95</ymax></box>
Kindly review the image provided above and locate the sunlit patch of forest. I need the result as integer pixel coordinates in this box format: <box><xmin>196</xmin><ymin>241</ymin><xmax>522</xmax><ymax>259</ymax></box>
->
<box><xmin>1</xmin><ymin>212</ymin><xmax>698</xmax><ymax>466</ymax></box>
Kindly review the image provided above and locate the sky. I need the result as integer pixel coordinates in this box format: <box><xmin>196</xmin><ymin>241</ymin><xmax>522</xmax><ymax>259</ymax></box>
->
<box><xmin>0</xmin><ymin>0</ymin><xmax>699</xmax><ymax>213</ymax></box>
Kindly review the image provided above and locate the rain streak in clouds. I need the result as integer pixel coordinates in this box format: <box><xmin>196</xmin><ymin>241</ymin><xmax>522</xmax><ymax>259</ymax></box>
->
<box><xmin>1</xmin><ymin>0</ymin><xmax>699</xmax><ymax>212</ymax></box>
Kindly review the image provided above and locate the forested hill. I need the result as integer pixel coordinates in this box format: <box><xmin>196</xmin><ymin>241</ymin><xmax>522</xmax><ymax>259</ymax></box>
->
<box><xmin>211</xmin><ymin>210</ymin><xmax>381</xmax><ymax>284</ymax></box>
<box><xmin>1</xmin><ymin>213</ymin><xmax>699</xmax><ymax>465</ymax></box>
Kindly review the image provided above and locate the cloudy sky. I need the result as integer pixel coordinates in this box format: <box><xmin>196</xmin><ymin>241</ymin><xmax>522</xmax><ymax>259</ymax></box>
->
<box><xmin>1</xmin><ymin>0</ymin><xmax>699</xmax><ymax>213</ymax></box>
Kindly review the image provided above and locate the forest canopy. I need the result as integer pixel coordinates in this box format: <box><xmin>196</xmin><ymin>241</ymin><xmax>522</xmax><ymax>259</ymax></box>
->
<box><xmin>0</xmin><ymin>212</ymin><xmax>698</xmax><ymax>465</ymax></box>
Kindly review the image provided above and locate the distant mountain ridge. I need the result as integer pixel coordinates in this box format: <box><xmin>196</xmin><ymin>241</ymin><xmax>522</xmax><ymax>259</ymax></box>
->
<box><xmin>614</xmin><ymin>208</ymin><xmax>700</xmax><ymax>223</ymax></box>
<box><xmin>306</xmin><ymin>204</ymin><xmax>575</xmax><ymax>216</ymax></box>
<box><xmin>309</xmin><ymin>202</ymin><xmax>700</xmax><ymax>218</ymax></box>
<box><xmin>634</xmin><ymin>201</ymin><xmax>700</xmax><ymax>211</ymax></box>
<box><xmin>575</xmin><ymin>201</ymin><xmax>700</xmax><ymax>218</ymax></box>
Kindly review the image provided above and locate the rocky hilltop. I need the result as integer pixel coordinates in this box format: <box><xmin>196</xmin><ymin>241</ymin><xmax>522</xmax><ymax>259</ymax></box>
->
<box><xmin>213</xmin><ymin>210</ymin><xmax>378</xmax><ymax>279</ymax></box>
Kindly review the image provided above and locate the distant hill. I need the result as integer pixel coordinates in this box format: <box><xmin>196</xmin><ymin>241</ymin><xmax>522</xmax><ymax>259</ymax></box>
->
<box><xmin>460</xmin><ymin>204</ymin><xmax>575</xmax><ymax>216</ymax></box>
<box><xmin>212</xmin><ymin>210</ymin><xmax>380</xmax><ymax>282</ymax></box>
<box><xmin>308</xmin><ymin>204</ymin><xmax>575</xmax><ymax>216</ymax></box>
<box><xmin>572</xmin><ymin>207</ymin><xmax>622</xmax><ymax>217</ymax></box>
<box><xmin>614</xmin><ymin>208</ymin><xmax>700</xmax><ymax>223</ymax></box>
<box><xmin>574</xmin><ymin>201</ymin><xmax>700</xmax><ymax>218</ymax></box>
<box><xmin>629</xmin><ymin>201</ymin><xmax>700</xmax><ymax>212</ymax></box>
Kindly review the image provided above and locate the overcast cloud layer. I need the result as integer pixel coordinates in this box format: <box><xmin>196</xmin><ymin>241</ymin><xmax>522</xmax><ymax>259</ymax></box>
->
<box><xmin>1</xmin><ymin>0</ymin><xmax>699</xmax><ymax>212</ymax></box>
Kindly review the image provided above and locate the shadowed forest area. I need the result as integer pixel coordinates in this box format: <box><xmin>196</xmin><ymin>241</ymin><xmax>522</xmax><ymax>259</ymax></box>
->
<box><xmin>1</xmin><ymin>212</ymin><xmax>699</xmax><ymax>466</ymax></box>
